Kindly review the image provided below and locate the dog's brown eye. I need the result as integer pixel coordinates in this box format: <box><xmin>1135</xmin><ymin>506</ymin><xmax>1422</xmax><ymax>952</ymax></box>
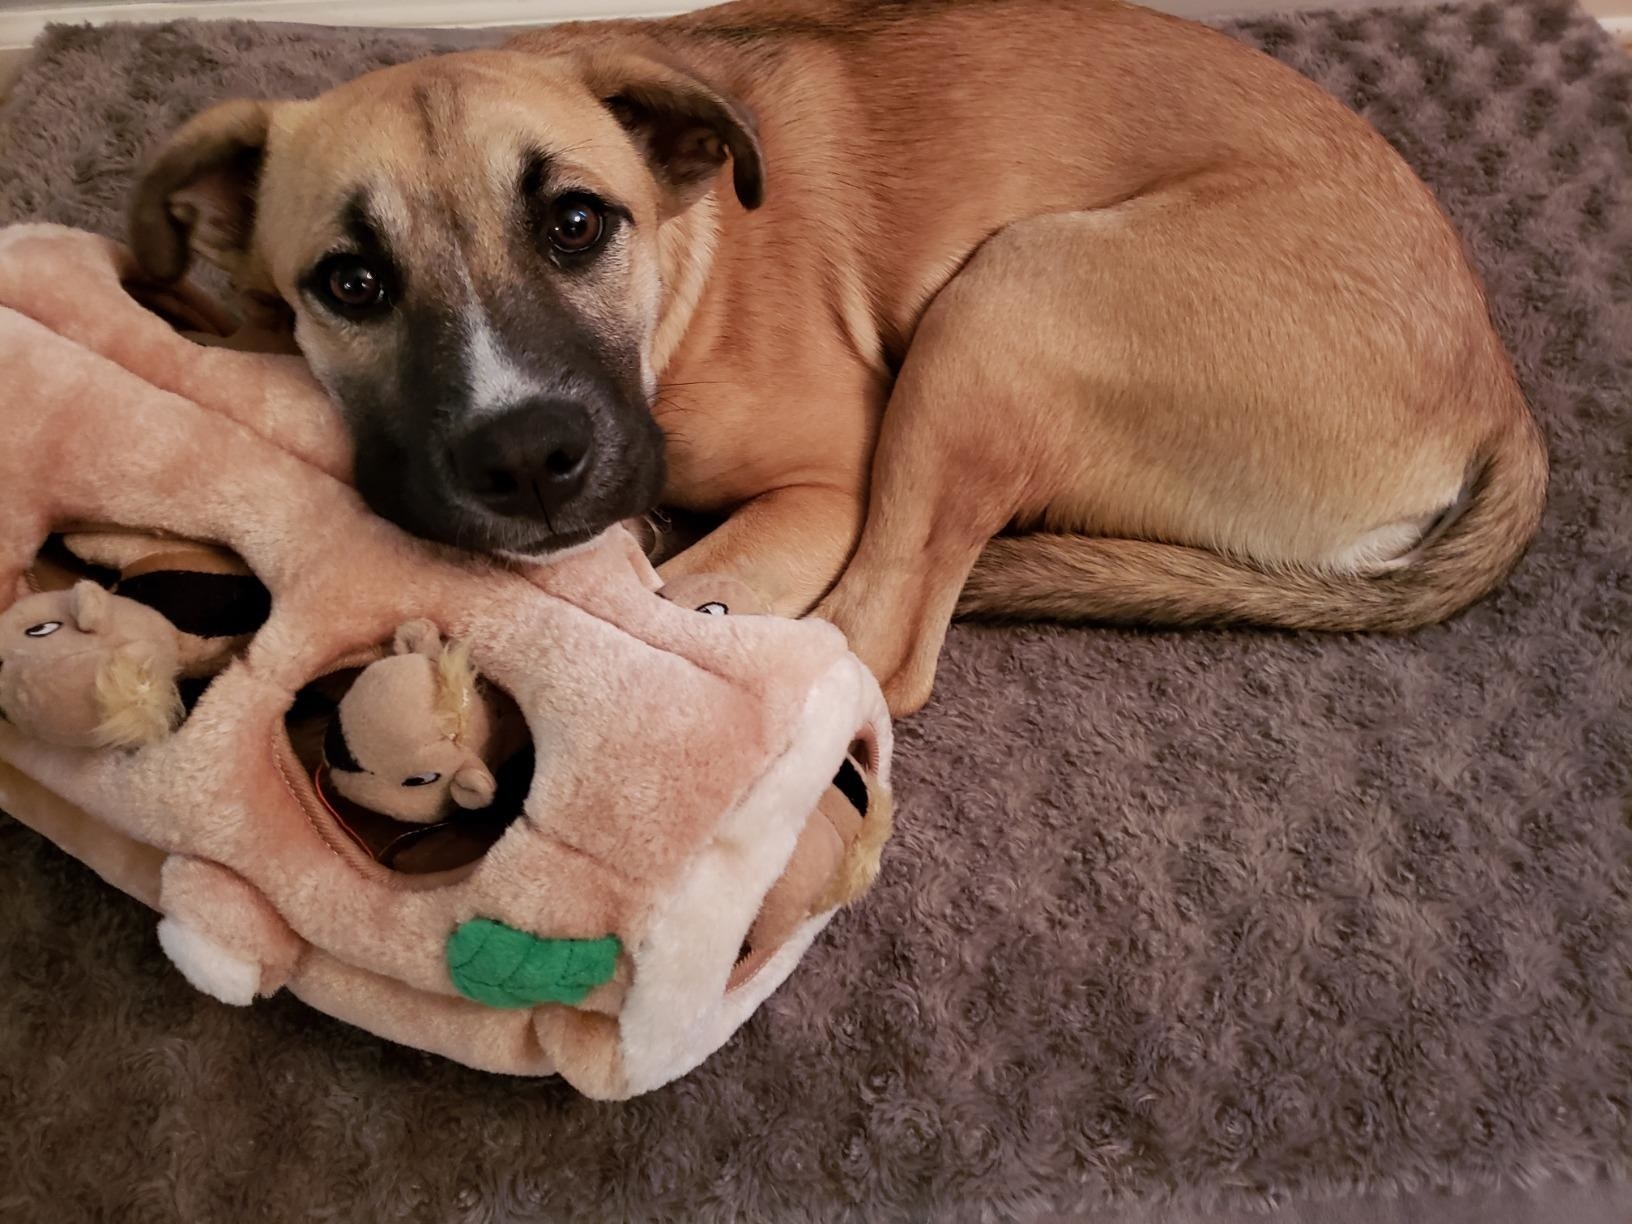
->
<box><xmin>310</xmin><ymin>254</ymin><xmax>390</xmax><ymax>317</ymax></box>
<box><xmin>326</xmin><ymin>259</ymin><xmax>385</xmax><ymax>309</ymax></box>
<box><xmin>547</xmin><ymin>194</ymin><xmax>605</xmax><ymax>254</ymax></box>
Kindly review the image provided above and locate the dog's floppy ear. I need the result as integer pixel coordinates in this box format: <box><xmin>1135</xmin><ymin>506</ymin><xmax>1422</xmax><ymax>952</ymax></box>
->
<box><xmin>129</xmin><ymin>98</ymin><xmax>280</xmax><ymax>282</ymax></box>
<box><xmin>577</xmin><ymin>53</ymin><xmax>764</xmax><ymax>212</ymax></box>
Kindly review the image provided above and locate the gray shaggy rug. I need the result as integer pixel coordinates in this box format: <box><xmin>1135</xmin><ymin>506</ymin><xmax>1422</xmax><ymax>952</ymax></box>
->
<box><xmin>1</xmin><ymin>2</ymin><xmax>1629</xmax><ymax>1220</ymax></box>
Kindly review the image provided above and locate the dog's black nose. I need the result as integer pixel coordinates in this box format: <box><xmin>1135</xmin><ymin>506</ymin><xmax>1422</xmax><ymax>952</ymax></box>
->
<box><xmin>449</xmin><ymin>401</ymin><xmax>595</xmax><ymax>521</ymax></box>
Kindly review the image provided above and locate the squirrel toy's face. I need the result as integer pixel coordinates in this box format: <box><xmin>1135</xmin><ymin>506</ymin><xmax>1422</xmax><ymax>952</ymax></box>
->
<box><xmin>0</xmin><ymin>584</ymin><xmax>182</xmax><ymax>750</ymax></box>
<box><xmin>323</xmin><ymin>721</ymin><xmax>490</xmax><ymax>824</ymax></box>
<box><xmin>322</xmin><ymin>649</ymin><xmax>498</xmax><ymax>825</ymax></box>
<box><xmin>0</xmin><ymin>596</ymin><xmax>93</xmax><ymax>741</ymax></box>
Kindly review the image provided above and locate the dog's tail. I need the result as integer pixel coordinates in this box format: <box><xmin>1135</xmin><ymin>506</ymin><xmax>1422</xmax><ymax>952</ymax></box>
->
<box><xmin>957</xmin><ymin>412</ymin><xmax>1548</xmax><ymax>632</ymax></box>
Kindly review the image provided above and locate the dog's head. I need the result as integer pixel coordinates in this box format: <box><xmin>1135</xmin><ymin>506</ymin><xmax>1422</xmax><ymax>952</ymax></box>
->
<box><xmin>129</xmin><ymin>50</ymin><xmax>763</xmax><ymax>555</ymax></box>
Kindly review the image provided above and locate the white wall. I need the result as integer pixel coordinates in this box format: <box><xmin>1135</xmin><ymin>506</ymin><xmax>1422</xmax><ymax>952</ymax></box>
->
<box><xmin>2</xmin><ymin>0</ymin><xmax>1629</xmax><ymax>97</ymax></box>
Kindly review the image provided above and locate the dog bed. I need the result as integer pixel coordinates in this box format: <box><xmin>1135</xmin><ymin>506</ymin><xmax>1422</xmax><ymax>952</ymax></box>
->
<box><xmin>0</xmin><ymin>1</ymin><xmax>1628</xmax><ymax>1218</ymax></box>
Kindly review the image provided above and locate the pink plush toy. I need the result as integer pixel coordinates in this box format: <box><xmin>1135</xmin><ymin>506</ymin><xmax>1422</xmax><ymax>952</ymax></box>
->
<box><xmin>0</xmin><ymin>225</ymin><xmax>893</xmax><ymax>1099</ymax></box>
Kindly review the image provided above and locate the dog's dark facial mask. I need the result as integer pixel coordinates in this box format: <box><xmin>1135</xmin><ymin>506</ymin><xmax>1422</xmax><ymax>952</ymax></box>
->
<box><xmin>310</xmin><ymin>188</ymin><xmax>666</xmax><ymax>555</ymax></box>
<box><xmin>127</xmin><ymin>49</ymin><xmax>763</xmax><ymax>557</ymax></box>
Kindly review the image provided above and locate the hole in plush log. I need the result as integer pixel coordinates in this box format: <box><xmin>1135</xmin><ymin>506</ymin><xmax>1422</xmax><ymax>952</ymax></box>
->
<box><xmin>283</xmin><ymin>650</ymin><xmax>534</xmax><ymax>877</ymax></box>
<box><xmin>2</xmin><ymin>530</ymin><xmax>274</xmax><ymax>748</ymax></box>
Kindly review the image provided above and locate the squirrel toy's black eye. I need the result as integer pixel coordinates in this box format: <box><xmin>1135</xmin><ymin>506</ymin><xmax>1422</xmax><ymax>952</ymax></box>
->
<box><xmin>24</xmin><ymin>622</ymin><xmax>62</xmax><ymax>638</ymax></box>
<box><xmin>402</xmin><ymin>772</ymin><xmax>442</xmax><ymax>788</ymax></box>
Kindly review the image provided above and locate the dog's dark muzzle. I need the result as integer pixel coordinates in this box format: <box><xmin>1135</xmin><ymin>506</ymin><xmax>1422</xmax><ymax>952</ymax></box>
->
<box><xmin>450</xmin><ymin>399</ymin><xmax>596</xmax><ymax>525</ymax></box>
<box><xmin>351</xmin><ymin>397</ymin><xmax>666</xmax><ymax>558</ymax></box>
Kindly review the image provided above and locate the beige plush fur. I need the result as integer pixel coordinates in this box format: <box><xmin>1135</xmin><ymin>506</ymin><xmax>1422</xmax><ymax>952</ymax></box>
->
<box><xmin>92</xmin><ymin>641</ymin><xmax>184</xmax><ymax>748</ymax></box>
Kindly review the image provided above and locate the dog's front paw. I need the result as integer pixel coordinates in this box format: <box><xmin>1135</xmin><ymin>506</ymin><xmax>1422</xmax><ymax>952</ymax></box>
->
<box><xmin>878</xmin><ymin>663</ymin><xmax>937</xmax><ymax>719</ymax></box>
<box><xmin>810</xmin><ymin>589</ymin><xmax>936</xmax><ymax>718</ymax></box>
<box><xmin>156</xmin><ymin>916</ymin><xmax>263</xmax><ymax>1006</ymax></box>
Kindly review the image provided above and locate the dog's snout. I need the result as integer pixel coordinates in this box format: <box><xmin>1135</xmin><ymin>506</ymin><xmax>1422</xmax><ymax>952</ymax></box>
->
<box><xmin>450</xmin><ymin>401</ymin><xmax>595</xmax><ymax>521</ymax></box>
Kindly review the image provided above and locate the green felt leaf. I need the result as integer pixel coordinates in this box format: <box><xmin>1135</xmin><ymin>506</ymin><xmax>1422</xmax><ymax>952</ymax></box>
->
<box><xmin>445</xmin><ymin>919</ymin><xmax>621</xmax><ymax>1009</ymax></box>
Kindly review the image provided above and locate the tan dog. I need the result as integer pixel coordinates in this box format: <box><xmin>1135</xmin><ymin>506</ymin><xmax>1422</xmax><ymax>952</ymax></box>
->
<box><xmin>127</xmin><ymin>0</ymin><xmax>1547</xmax><ymax>715</ymax></box>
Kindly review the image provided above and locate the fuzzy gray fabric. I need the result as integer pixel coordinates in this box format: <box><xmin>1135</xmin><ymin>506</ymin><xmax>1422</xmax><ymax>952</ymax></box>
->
<box><xmin>1</xmin><ymin>3</ymin><xmax>1629</xmax><ymax>1220</ymax></box>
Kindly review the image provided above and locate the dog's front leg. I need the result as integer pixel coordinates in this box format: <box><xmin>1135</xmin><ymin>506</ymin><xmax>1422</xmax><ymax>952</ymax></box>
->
<box><xmin>658</xmin><ymin>484</ymin><xmax>864</xmax><ymax>617</ymax></box>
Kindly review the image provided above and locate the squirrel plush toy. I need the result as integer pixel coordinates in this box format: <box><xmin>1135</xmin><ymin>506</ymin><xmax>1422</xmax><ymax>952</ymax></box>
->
<box><xmin>4</xmin><ymin>531</ymin><xmax>274</xmax><ymax>749</ymax></box>
<box><xmin>55</xmin><ymin>530</ymin><xmax>271</xmax><ymax>676</ymax></box>
<box><xmin>0</xmin><ymin>582</ymin><xmax>186</xmax><ymax>749</ymax></box>
<box><xmin>322</xmin><ymin>619</ymin><xmax>521</xmax><ymax>825</ymax></box>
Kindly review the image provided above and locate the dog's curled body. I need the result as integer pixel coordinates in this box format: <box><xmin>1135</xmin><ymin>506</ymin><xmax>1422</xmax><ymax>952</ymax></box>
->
<box><xmin>130</xmin><ymin>0</ymin><xmax>1547</xmax><ymax>713</ymax></box>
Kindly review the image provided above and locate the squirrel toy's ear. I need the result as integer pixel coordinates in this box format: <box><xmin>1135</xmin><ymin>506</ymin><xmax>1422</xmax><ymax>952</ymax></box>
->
<box><xmin>393</xmin><ymin>619</ymin><xmax>443</xmax><ymax>658</ymax></box>
<box><xmin>69</xmin><ymin>581</ymin><xmax>113</xmax><ymax>634</ymax></box>
<box><xmin>449</xmin><ymin>760</ymin><xmax>497</xmax><ymax>811</ymax></box>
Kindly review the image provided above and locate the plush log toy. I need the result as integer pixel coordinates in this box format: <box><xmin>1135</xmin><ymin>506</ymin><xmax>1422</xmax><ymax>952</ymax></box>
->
<box><xmin>0</xmin><ymin>225</ymin><xmax>894</xmax><ymax>1099</ymax></box>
